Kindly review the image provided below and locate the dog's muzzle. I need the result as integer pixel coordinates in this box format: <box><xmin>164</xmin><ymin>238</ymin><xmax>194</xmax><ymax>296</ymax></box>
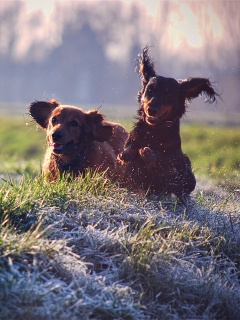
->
<box><xmin>51</xmin><ymin>141</ymin><xmax>74</xmax><ymax>154</ymax></box>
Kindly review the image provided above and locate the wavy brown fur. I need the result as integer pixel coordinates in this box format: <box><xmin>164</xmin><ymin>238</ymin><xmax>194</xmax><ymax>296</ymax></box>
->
<box><xmin>118</xmin><ymin>46</ymin><xmax>218</xmax><ymax>199</ymax></box>
<box><xmin>29</xmin><ymin>99</ymin><xmax>128</xmax><ymax>181</ymax></box>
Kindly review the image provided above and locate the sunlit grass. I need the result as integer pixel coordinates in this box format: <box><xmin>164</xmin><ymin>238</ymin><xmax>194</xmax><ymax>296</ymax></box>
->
<box><xmin>0</xmin><ymin>116</ymin><xmax>240</xmax><ymax>319</ymax></box>
<box><xmin>181</xmin><ymin>124</ymin><xmax>240</xmax><ymax>188</ymax></box>
<box><xmin>0</xmin><ymin>117</ymin><xmax>45</xmax><ymax>158</ymax></box>
<box><xmin>0</xmin><ymin>172</ymin><xmax>239</xmax><ymax>319</ymax></box>
<box><xmin>0</xmin><ymin>118</ymin><xmax>239</xmax><ymax>189</ymax></box>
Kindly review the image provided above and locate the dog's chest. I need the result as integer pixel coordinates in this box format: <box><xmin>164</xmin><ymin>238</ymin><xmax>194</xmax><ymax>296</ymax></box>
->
<box><xmin>134</xmin><ymin>122</ymin><xmax>181</xmax><ymax>152</ymax></box>
<box><xmin>139</xmin><ymin>128</ymin><xmax>167</xmax><ymax>150</ymax></box>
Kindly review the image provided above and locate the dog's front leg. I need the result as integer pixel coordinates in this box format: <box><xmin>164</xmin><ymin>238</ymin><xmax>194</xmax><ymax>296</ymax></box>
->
<box><xmin>117</xmin><ymin>146</ymin><xmax>139</xmax><ymax>163</ymax></box>
<box><xmin>139</xmin><ymin>147</ymin><xmax>158</xmax><ymax>166</ymax></box>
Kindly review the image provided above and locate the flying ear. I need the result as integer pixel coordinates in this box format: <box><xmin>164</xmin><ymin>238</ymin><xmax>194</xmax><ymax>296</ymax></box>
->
<box><xmin>179</xmin><ymin>78</ymin><xmax>217</xmax><ymax>103</ymax></box>
<box><xmin>85</xmin><ymin>110</ymin><xmax>113</xmax><ymax>142</ymax></box>
<box><xmin>138</xmin><ymin>46</ymin><xmax>156</xmax><ymax>85</ymax></box>
<box><xmin>29</xmin><ymin>99</ymin><xmax>60</xmax><ymax>128</ymax></box>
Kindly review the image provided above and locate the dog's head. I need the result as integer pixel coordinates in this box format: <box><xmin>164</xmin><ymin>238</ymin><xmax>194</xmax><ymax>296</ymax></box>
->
<box><xmin>137</xmin><ymin>46</ymin><xmax>218</xmax><ymax>125</ymax></box>
<box><xmin>29</xmin><ymin>99</ymin><xmax>113</xmax><ymax>155</ymax></box>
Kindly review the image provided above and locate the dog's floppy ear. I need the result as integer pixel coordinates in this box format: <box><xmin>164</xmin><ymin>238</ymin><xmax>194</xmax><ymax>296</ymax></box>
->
<box><xmin>179</xmin><ymin>78</ymin><xmax>217</xmax><ymax>103</ymax></box>
<box><xmin>138</xmin><ymin>46</ymin><xmax>156</xmax><ymax>85</ymax></box>
<box><xmin>85</xmin><ymin>110</ymin><xmax>113</xmax><ymax>142</ymax></box>
<box><xmin>29</xmin><ymin>99</ymin><xmax>60</xmax><ymax>128</ymax></box>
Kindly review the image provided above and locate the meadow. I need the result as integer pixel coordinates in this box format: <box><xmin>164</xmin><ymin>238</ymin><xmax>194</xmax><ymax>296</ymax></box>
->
<box><xmin>0</xmin><ymin>115</ymin><xmax>240</xmax><ymax>319</ymax></box>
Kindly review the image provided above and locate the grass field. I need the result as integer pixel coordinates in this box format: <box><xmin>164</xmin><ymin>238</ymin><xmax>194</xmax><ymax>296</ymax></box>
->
<box><xmin>0</xmin><ymin>116</ymin><xmax>239</xmax><ymax>188</ymax></box>
<box><xmin>0</xmin><ymin>115</ymin><xmax>240</xmax><ymax>319</ymax></box>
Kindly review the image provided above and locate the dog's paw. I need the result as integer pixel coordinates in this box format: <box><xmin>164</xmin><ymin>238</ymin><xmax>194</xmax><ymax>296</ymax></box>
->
<box><xmin>139</xmin><ymin>147</ymin><xmax>156</xmax><ymax>164</ymax></box>
<box><xmin>117</xmin><ymin>149</ymin><xmax>138</xmax><ymax>162</ymax></box>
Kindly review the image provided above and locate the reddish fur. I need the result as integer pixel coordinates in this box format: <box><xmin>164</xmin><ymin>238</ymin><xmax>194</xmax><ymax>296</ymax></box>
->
<box><xmin>118</xmin><ymin>47</ymin><xmax>218</xmax><ymax>199</ymax></box>
<box><xmin>29</xmin><ymin>99</ymin><xmax>128</xmax><ymax>181</ymax></box>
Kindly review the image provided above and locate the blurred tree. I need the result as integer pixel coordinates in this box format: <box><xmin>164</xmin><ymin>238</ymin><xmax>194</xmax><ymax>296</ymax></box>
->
<box><xmin>0</xmin><ymin>1</ymin><xmax>239</xmax><ymax>113</ymax></box>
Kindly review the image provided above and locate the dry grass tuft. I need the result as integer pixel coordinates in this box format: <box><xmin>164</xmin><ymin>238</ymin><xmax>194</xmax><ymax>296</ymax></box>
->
<box><xmin>0</xmin><ymin>172</ymin><xmax>240</xmax><ymax>319</ymax></box>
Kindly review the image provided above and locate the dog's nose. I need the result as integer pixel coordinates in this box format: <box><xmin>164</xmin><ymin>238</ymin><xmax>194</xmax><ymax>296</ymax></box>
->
<box><xmin>148</xmin><ymin>105</ymin><xmax>158</xmax><ymax>116</ymax></box>
<box><xmin>52</xmin><ymin>131</ymin><xmax>63</xmax><ymax>142</ymax></box>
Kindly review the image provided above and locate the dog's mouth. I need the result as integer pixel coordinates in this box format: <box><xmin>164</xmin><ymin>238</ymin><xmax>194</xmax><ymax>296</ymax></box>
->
<box><xmin>51</xmin><ymin>141</ymin><xmax>74</xmax><ymax>154</ymax></box>
<box><xmin>146</xmin><ymin>112</ymin><xmax>169</xmax><ymax>125</ymax></box>
<box><xmin>146</xmin><ymin>115</ymin><xmax>158</xmax><ymax>125</ymax></box>
<box><xmin>145</xmin><ymin>107</ymin><xmax>172</xmax><ymax>126</ymax></box>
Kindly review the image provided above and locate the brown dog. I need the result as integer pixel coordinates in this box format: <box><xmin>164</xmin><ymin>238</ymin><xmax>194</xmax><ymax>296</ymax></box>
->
<box><xmin>29</xmin><ymin>99</ymin><xmax>128</xmax><ymax>180</ymax></box>
<box><xmin>118</xmin><ymin>47</ymin><xmax>218</xmax><ymax>199</ymax></box>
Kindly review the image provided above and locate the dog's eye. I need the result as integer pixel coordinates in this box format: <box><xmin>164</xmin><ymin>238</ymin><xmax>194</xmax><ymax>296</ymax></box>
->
<box><xmin>51</xmin><ymin>117</ymin><xmax>57</xmax><ymax>124</ymax></box>
<box><xmin>69</xmin><ymin>120</ymin><xmax>78</xmax><ymax>127</ymax></box>
<box><xmin>147</xmin><ymin>87</ymin><xmax>154</xmax><ymax>96</ymax></box>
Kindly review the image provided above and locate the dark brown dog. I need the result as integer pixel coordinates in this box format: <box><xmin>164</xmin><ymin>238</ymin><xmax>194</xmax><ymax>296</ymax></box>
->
<box><xmin>29</xmin><ymin>99</ymin><xmax>128</xmax><ymax>180</ymax></box>
<box><xmin>118</xmin><ymin>47</ymin><xmax>218</xmax><ymax>199</ymax></box>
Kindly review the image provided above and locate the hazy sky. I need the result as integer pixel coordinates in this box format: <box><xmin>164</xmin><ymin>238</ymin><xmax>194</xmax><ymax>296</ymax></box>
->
<box><xmin>23</xmin><ymin>0</ymin><xmax>159</xmax><ymax>17</ymax></box>
<box><xmin>1</xmin><ymin>0</ymin><xmax>239</xmax><ymax>109</ymax></box>
<box><xmin>20</xmin><ymin>0</ymin><xmax>225</xmax><ymax>50</ymax></box>
<box><xmin>3</xmin><ymin>0</ymin><xmax>236</xmax><ymax>65</ymax></box>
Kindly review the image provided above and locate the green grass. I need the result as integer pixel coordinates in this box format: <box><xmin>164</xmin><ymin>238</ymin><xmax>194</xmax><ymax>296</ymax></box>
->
<box><xmin>181</xmin><ymin>124</ymin><xmax>240</xmax><ymax>189</ymax></box>
<box><xmin>0</xmin><ymin>117</ymin><xmax>239</xmax><ymax>188</ymax></box>
<box><xmin>0</xmin><ymin>117</ymin><xmax>45</xmax><ymax>158</ymax></box>
<box><xmin>0</xmin><ymin>116</ymin><xmax>240</xmax><ymax>319</ymax></box>
<box><xmin>0</xmin><ymin>173</ymin><xmax>240</xmax><ymax>319</ymax></box>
